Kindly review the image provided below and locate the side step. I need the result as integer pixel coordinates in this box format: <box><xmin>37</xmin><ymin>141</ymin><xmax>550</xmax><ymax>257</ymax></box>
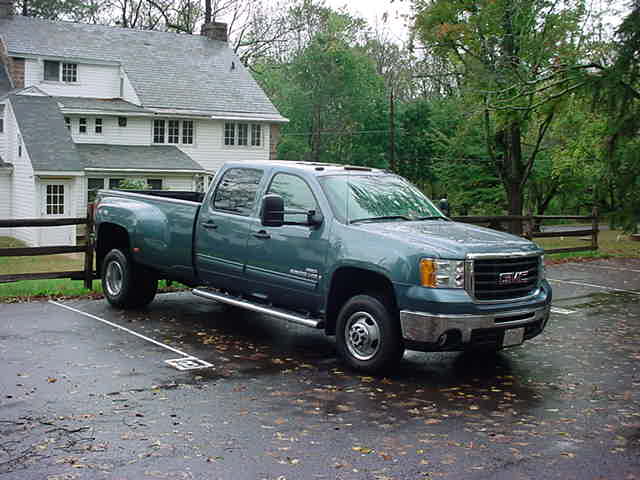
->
<box><xmin>192</xmin><ymin>288</ymin><xmax>324</xmax><ymax>329</ymax></box>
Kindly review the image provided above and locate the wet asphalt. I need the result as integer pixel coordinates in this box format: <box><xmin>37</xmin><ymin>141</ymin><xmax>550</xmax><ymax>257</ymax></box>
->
<box><xmin>0</xmin><ymin>258</ymin><xmax>639</xmax><ymax>480</ymax></box>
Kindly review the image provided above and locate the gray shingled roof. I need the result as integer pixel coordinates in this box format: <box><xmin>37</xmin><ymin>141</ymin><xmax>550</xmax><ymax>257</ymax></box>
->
<box><xmin>55</xmin><ymin>97</ymin><xmax>152</xmax><ymax>114</ymax></box>
<box><xmin>76</xmin><ymin>144</ymin><xmax>204</xmax><ymax>171</ymax></box>
<box><xmin>0</xmin><ymin>16</ymin><xmax>286</xmax><ymax>119</ymax></box>
<box><xmin>0</xmin><ymin>64</ymin><xmax>11</xmax><ymax>96</ymax></box>
<box><xmin>10</xmin><ymin>94</ymin><xmax>83</xmax><ymax>171</ymax></box>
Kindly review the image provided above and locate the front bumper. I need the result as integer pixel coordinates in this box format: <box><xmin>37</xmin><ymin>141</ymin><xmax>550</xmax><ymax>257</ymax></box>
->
<box><xmin>400</xmin><ymin>304</ymin><xmax>550</xmax><ymax>351</ymax></box>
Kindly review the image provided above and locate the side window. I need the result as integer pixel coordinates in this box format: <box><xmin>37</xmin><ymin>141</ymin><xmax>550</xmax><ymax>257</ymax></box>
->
<box><xmin>267</xmin><ymin>173</ymin><xmax>318</xmax><ymax>223</ymax></box>
<box><xmin>212</xmin><ymin>168</ymin><xmax>263</xmax><ymax>216</ymax></box>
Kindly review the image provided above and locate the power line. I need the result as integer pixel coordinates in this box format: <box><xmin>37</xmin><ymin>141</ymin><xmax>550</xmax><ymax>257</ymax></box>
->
<box><xmin>281</xmin><ymin>128</ymin><xmax>404</xmax><ymax>137</ymax></box>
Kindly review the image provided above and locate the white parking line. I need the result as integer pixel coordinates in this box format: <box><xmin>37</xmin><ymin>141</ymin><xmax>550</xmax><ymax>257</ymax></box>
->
<box><xmin>49</xmin><ymin>301</ymin><xmax>212</xmax><ymax>370</ymax></box>
<box><xmin>550</xmin><ymin>306</ymin><xmax>576</xmax><ymax>315</ymax></box>
<box><xmin>547</xmin><ymin>278</ymin><xmax>640</xmax><ymax>295</ymax></box>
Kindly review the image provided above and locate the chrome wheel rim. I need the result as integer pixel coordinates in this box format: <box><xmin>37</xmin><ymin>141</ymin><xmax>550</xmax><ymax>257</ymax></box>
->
<box><xmin>105</xmin><ymin>260</ymin><xmax>123</xmax><ymax>297</ymax></box>
<box><xmin>345</xmin><ymin>311</ymin><xmax>381</xmax><ymax>361</ymax></box>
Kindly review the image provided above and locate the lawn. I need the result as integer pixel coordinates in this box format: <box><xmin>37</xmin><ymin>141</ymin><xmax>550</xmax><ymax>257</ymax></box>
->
<box><xmin>1</xmin><ymin>228</ymin><xmax>638</xmax><ymax>301</ymax></box>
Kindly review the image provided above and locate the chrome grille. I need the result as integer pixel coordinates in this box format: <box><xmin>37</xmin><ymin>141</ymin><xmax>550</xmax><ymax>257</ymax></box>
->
<box><xmin>470</xmin><ymin>255</ymin><xmax>540</xmax><ymax>301</ymax></box>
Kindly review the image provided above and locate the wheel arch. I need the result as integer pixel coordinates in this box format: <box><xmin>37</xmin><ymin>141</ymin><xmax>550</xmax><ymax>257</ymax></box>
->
<box><xmin>324</xmin><ymin>266</ymin><xmax>398</xmax><ymax>336</ymax></box>
<box><xmin>95</xmin><ymin>223</ymin><xmax>130</xmax><ymax>277</ymax></box>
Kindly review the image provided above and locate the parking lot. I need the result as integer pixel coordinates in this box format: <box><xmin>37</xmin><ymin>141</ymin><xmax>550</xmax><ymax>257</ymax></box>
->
<box><xmin>1</xmin><ymin>258</ymin><xmax>639</xmax><ymax>480</ymax></box>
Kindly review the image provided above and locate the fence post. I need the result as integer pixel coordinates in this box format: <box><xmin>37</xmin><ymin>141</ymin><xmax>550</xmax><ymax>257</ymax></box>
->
<box><xmin>84</xmin><ymin>204</ymin><xmax>95</xmax><ymax>289</ymax></box>
<box><xmin>591</xmin><ymin>206</ymin><xmax>599</xmax><ymax>251</ymax></box>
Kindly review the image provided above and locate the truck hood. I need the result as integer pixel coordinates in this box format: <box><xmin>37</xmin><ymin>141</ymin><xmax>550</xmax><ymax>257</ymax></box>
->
<box><xmin>354</xmin><ymin>220</ymin><xmax>540</xmax><ymax>258</ymax></box>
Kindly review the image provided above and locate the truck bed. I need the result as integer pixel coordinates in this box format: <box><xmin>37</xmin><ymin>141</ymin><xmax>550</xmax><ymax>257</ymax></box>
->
<box><xmin>126</xmin><ymin>190</ymin><xmax>205</xmax><ymax>203</ymax></box>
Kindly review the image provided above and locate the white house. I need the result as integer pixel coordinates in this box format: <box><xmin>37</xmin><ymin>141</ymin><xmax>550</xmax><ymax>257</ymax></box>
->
<box><xmin>0</xmin><ymin>0</ymin><xmax>287</xmax><ymax>246</ymax></box>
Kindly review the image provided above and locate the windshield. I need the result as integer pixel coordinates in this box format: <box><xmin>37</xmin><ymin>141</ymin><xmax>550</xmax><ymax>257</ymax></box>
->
<box><xmin>319</xmin><ymin>174</ymin><xmax>445</xmax><ymax>224</ymax></box>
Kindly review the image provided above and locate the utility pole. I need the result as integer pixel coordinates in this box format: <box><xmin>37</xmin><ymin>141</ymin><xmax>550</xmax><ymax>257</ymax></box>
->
<box><xmin>389</xmin><ymin>87</ymin><xmax>396</xmax><ymax>172</ymax></box>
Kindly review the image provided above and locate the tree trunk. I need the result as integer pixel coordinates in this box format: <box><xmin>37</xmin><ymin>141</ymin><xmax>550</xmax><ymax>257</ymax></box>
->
<box><xmin>205</xmin><ymin>0</ymin><xmax>212</xmax><ymax>23</ymax></box>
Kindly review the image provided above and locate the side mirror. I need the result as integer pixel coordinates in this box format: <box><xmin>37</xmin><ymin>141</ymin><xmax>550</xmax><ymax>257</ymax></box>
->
<box><xmin>307</xmin><ymin>210</ymin><xmax>324</xmax><ymax>227</ymax></box>
<box><xmin>261</xmin><ymin>194</ymin><xmax>284</xmax><ymax>227</ymax></box>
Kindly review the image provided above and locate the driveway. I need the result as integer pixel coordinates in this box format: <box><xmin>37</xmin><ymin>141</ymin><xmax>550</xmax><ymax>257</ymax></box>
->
<box><xmin>0</xmin><ymin>258</ymin><xmax>638</xmax><ymax>479</ymax></box>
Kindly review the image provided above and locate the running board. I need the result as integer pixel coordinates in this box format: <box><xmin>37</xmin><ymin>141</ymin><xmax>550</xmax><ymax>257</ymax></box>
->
<box><xmin>192</xmin><ymin>288</ymin><xmax>324</xmax><ymax>329</ymax></box>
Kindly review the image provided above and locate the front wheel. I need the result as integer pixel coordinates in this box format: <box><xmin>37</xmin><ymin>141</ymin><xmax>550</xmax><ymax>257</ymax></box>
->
<box><xmin>102</xmin><ymin>249</ymin><xmax>157</xmax><ymax>309</ymax></box>
<box><xmin>336</xmin><ymin>295</ymin><xmax>404</xmax><ymax>374</ymax></box>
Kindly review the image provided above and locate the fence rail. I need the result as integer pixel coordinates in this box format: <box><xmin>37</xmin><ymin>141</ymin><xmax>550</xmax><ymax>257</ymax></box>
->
<box><xmin>452</xmin><ymin>207</ymin><xmax>599</xmax><ymax>255</ymax></box>
<box><xmin>0</xmin><ymin>206</ymin><xmax>95</xmax><ymax>288</ymax></box>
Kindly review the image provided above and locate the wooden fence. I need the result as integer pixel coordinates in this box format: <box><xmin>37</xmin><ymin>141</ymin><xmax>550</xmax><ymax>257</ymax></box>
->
<box><xmin>0</xmin><ymin>206</ymin><xmax>95</xmax><ymax>288</ymax></box>
<box><xmin>452</xmin><ymin>207</ymin><xmax>599</xmax><ymax>255</ymax></box>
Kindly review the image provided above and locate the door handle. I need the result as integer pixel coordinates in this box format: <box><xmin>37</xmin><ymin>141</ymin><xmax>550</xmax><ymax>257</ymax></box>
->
<box><xmin>253</xmin><ymin>230</ymin><xmax>270</xmax><ymax>239</ymax></box>
<box><xmin>201</xmin><ymin>221</ymin><xmax>218</xmax><ymax>229</ymax></box>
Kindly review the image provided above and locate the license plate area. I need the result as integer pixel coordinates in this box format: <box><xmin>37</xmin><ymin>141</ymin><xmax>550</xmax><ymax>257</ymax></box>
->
<box><xmin>503</xmin><ymin>327</ymin><xmax>524</xmax><ymax>347</ymax></box>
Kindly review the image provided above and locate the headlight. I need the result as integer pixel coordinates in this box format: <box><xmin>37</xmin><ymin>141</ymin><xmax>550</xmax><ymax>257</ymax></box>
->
<box><xmin>420</xmin><ymin>259</ymin><xmax>465</xmax><ymax>288</ymax></box>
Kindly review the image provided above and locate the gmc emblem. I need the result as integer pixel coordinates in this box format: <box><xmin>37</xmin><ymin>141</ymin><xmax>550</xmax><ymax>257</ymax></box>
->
<box><xmin>499</xmin><ymin>270</ymin><xmax>529</xmax><ymax>286</ymax></box>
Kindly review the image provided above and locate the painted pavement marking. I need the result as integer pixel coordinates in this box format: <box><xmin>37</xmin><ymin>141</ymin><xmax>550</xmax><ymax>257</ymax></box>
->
<box><xmin>550</xmin><ymin>306</ymin><xmax>576</xmax><ymax>315</ymax></box>
<box><xmin>50</xmin><ymin>301</ymin><xmax>213</xmax><ymax>371</ymax></box>
<box><xmin>547</xmin><ymin>278</ymin><xmax>640</xmax><ymax>296</ymax></box>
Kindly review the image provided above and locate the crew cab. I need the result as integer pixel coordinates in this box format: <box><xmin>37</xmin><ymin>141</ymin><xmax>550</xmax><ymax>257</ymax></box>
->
<box><xmin>94</xmin><ymin>161</ymin><xmax>552</xmax><ymax>373</ymax></box>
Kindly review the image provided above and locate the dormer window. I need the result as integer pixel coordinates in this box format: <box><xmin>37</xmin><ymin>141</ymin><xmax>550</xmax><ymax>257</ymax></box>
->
<box><xmin>43</xmin><ymin>60</ymin><xmax>78</xmax><ymax>83</ymax></box>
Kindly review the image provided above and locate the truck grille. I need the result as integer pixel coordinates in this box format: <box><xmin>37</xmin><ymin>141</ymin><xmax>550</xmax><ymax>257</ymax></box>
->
<box><xmin>470</xmin><ymin>255</ymin><xmax>540</xmax><ymax>301</ymax></box>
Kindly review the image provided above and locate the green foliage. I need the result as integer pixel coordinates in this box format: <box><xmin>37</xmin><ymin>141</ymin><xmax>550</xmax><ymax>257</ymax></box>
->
<box><xmin>18</xmin><ymin>0</ymin><xmax>97</xmax><ymax>21</ymax></box>
<box><xmin>116</xmin><ymin>179</ymin><xmax>150</xmax><ymax>190</ymax></box>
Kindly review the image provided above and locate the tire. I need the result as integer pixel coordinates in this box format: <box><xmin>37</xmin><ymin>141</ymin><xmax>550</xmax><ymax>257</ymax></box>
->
<box><xmin>102</xmin><ymin>248</ymin><xmax>157</xmax><ymax>309</ymax></box>
<box><xmin>336</xmin><ymin>294</ymin><xmax>404</xmax><ymax>374</ymax></box>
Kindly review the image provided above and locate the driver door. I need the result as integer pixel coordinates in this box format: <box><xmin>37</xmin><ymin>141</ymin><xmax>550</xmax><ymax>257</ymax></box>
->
<box><xmin>245</xmin><ymin>173</ymin><xmax>329</xmax><ymax>312</ymax></box>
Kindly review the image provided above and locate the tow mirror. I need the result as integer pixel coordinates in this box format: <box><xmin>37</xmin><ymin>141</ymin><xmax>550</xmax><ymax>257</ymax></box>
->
<box><xmin>261</xmin><ymin>194</ymin><xmax>284</xmax><ymax>227</ymax></box>
<box><xmin>307</xmin><ymin>210</ymin><xmax>324</xmax><ymax>227</ymax></box>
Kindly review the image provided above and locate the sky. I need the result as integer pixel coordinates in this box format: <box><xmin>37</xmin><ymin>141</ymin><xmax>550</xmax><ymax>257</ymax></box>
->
<box><xmin>323</xmin><ymin>0</ymin><xmax>413</xmax><ymax>43</ymax></box>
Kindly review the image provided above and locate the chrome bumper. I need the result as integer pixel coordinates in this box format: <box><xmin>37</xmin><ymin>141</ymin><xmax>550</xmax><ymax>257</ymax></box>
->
<box><xmin>400</xmin><ymin>305</ymin><xmax>550</xmax><ymax>344</ymax></box>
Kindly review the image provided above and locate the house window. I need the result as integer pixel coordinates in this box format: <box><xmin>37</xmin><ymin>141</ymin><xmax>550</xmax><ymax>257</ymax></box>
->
<box><xmin>109</xmin><ymin>178</ymin><xmax>123</xmax><ymax>189</ymax></box>
<box><xmin>0</xmin><ymin>104</ymin><xmax>4</xmax><ymax>133</ymax></box>
<box><xmin>44</xmin><ymin>60</ymin><xmax>60</xmax><ymax>81</ymax></box>
<box><xmin>64</xmin><ymin>117</ymin><xmax>71</xmax><ymax>131</ymax></box>
<box><xmin>251</xmin><ymin>124</ymin><xmax>261</xmax><ymax>146</ymax></box>
<box><xmin>17</xmin><ymin>134</ymin><xmax>22</xmax><ymax>157</ymax></box>
<box><xmin>43</xmin><ymin>60</ymin><xmax>78</xmax><ymax>82</ymax></box>
<box><xmin>118</xmin><ymin>116</ymin><xmax>127</xmax><ymax>127</ymax></box>
<box><xmin>154</xmin><ymin>119</ymin><xmax>194</xmax><ymax>144</ymax></box>
<box><xmin>79</xmin><ymin>118</ymin><xmax>87</xmax><ymax>134</ymax></box>
<box><xmin>46</xmin><ymin>184</ymin><xmax>65</xmax><ymax>215</ymax></box>
<box><xmin>153</xmin><ymin>119</ymin><xmax>165</xmax><ymax>143</ymax></box>
<box><xmin>95</xmin><ymin>118</ymin><xmax>103</xmax><ymax>134</ymax></box>
<box><xmin>168</xmin><ymin>120</ymin><xmax>180</xmax><ymax>144</ymax></box>
<box><xmin>147</xmin><ymin>179</ymin><xmax>163</xmax><ymax>190</ymax></box>
<box><xmin>182</xmin><ymin>120</ymin><xmax>194</xmax><ymax>144</ymax></box>
<box><xmin>225</xmin><ymin>122</ymin><xmax>262</xmax><ymax>147</ymax></box>
<box><xmin>224</xmin><ymin>122</ymin><xmax>235</xmax><ymax>146</ymax></box>
<box><xmin>62</xmin><ymin>63</ymin><xmax>78</xmax><ymax>82</ymax></box>
<box><xmin>87</xmin><ymin>178</ymin><xmax>105</xmax><ymax>203</ymax></box>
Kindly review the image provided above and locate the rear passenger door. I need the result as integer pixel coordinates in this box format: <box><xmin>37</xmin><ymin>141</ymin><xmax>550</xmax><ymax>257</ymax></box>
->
<box><xmin>194</xmin><ymin>167</ymin><xmax>265</xmax><ymax>290</ymax></box>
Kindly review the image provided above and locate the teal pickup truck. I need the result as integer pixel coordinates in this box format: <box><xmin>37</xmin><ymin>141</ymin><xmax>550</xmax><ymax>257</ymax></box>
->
<box><xmin>94</xmin><ymin>161</ymin><xmax>551</xmax><ymax>373</ymax></box>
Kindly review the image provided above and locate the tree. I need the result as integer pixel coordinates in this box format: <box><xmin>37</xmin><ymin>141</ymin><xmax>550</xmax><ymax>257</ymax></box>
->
<box><xmin>413</xmin><ymin>0</ymin><xmax>593</xmax><ymax>232</ymax></box>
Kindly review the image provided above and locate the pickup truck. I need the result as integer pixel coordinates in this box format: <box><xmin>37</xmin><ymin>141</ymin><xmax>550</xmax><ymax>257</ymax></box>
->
<box><xmin>94</xmin><ymin>161</ymin><xmax>552</xmax><ymax>373</ymax></box>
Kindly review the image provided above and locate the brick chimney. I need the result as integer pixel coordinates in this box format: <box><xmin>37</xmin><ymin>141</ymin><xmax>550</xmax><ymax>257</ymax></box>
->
<box><xmin>0</xmin><ymin>0</ymin><xmax>13</xmax><ymax>17</ymax></box>
<box><xmin>200</xmin><ymin>22</ymin><xmax>228</xmax><ymax>42</ymax></box>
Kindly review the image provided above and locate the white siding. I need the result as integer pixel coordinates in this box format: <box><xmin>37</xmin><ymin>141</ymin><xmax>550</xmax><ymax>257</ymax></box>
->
<box><xmin>179</xmin><ymin>120</ymin><xmax>271</xmax><ymax>173</ymax></box>
<box><xmin>25</xmin><ymin>59</ymin><xmax>121</xmax><ymax>99</ymax></box>
<box><xmin>6</xmin><ymin>102</ymin><xmax>38</xmax><ymax>246</ymax></box>
<box><xmin>120</xmin><ymin>69</ymin><xmax>141</xmax><ymax>105</ymax></box>
<box><xmin>67</xmin><ymin>115</ymin><xmax>151</xmax><ymax>146</ymax></box>
<box><xmin>163</xmin><ymin>176</ymin><xmax>194</xmax><ymax>190</ymax></box>
<box><xmin>0</xmin><ymin>172</ymin><xmax>12</xmax><ymax>237</ymax></box>
<box><xmin>0</xmin><ymin>100</ymin><xmax>8</xmax><ymax>159</ymax></box>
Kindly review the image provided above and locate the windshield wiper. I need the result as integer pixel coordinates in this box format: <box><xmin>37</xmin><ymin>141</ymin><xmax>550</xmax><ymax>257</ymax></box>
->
<box><xmin>350</xmin><ymin>215</ymin><xmax>411</xmax><ymax>224</ymax></box>
<box><xmin>417</xmin><ymin>216</ymin><xmax>447</xmax><ymax>221</ymax></box>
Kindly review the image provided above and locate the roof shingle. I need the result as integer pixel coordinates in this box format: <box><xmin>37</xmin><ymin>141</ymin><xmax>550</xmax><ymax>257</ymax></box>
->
<box><xmin>0</xmin><ymin>16</ymin><xmax>286</xmax><ymax>119</ymax></box>
<box><xmin>76</xmin><ymin>144</ymin><xmax>204</xmax><ymax>171</ymax></box>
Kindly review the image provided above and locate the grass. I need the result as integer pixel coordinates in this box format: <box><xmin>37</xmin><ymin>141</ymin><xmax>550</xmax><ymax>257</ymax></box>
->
<box><xmin>1</xmin><ymin>227</ymin><xmax>638</xmax><ymax>301</ymax></box>
<box><xmin>536</xmin><ymin>228</ymin><xmax>640</xmax><ymax>260</ymax></box>
<box><xmin>0</xmin><ymin>236</ymin><xmax>181</xmax><ymax>301</ymax></box>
